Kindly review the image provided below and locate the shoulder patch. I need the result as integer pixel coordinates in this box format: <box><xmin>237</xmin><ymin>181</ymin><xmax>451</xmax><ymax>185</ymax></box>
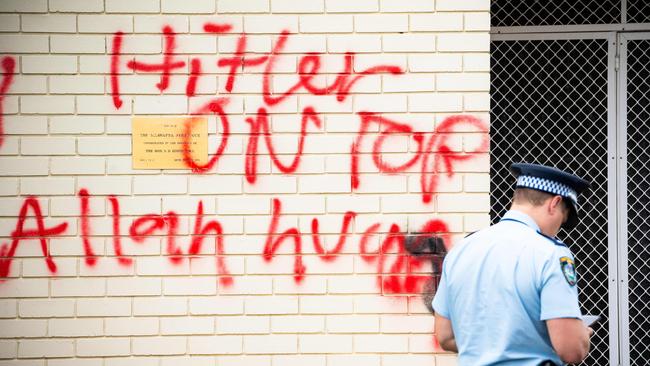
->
<box><xmin>560</xmin><ymin>256</ymin><xmax>577</xmax><ymax>286</ymax></box>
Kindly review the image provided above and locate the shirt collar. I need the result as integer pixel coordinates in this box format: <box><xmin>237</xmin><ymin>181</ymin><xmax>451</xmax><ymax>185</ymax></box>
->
<box><xmin>500</xmin><ymin>210</ymin><xmax>541</xmax><ymax>232</ymax></box>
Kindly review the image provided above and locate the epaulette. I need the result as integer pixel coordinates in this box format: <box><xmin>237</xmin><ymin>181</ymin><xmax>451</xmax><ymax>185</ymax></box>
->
<box><xmin>536</xmin><ymin>231</ymin><xmax>568</xmax><ymax>248</ymax></box>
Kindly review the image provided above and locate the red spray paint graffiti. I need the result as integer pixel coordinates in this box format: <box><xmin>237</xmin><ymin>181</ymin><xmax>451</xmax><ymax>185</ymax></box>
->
<box><xmin>0</xmin><ymin>56</ymin><xmax>16</xmax><ymax>149</ymax></box>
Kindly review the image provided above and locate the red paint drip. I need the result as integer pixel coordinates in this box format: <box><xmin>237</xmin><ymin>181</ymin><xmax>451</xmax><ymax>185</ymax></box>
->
<box><xmin>311</xmin><ymin>211</ymin><xmax>356</xmax><ymax>262</ymax></box>
<box><xmin>185</xmin><ymin>58</ymin><xmax>202</xmax><ymax>97</ymax></box>
<box><xmin>108</xmin><ymin>195</ymin><xmax>131</xmax><ymax>266</ymax></box>
<box><xmin>127</xmin><ymin>25</ymin><xmax>186</xmax><ymax>92</ymax></box>
<box><xmin>110</xmin><ymin>32</ymin><xmax>124</xmax><ymax>109</ymax></box>
<box><xmin>78</xmin><ymin>189</ymin><xmax>97</xmax><ymax>266</ymax></box>
<box><xmin>188</xmin><ymin>201</ymin><xmax>232</xmax><ymax>286</ymax></box>
<box><xmin>218</xmin><ymin>34</ymin><xmax>268</xmax><ymax>92</ymax></box>
<box><xmin>0</xmin><ymin>197</ymin><xmax>67</xmax><ymax>279</ymax></box>
<box><xmin>0</xmin><ymin>56</ymin><xmax>16</xmax><ymax>149</ymax></box>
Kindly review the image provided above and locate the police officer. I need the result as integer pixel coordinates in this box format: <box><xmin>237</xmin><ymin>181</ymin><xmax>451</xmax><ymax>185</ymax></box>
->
<box><xmin>432</xmin><ymin>163</ymin><xmax>594</xmax><ymax>365</ymax></box>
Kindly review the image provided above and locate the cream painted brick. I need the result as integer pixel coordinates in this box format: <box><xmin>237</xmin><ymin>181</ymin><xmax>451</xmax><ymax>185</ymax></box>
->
<box><xmin>464</xmin><ymin>173</ymin><xmax>490</xmax><ymax>192</ymax></box>
<box><xmin>328</xmin><ymin>275</ymin><xmax>378</xmax><ymax>294</ymax></box>
<box><xmin>106</xmin><ymin>317</ymin><xmax>159</xmax><ymax>336</ymax></box>
<box><xmin>464</xmin><ymin>213</ymin><xmax>489</xmax><ymax>232</ymax></box>
<box><xmin>437</xmin><ymin>193</ymin><xmax>489</xmax><ymax>212</ymax></box>
<box><xmin>354</xmin><ymin>295</ymin><xmax>407</xmax><ymax>313</ymax></box>
<box><xmin>189</xmin><ymin>15</ymin><xmax>242</xmax><ymax>33</ymax></box>
<box><xmin>162</xmin><ymin>196</ymin><xmax>213</xmax><ymax>214</ymax></box>
<box><xmin>76</xmin><ymin>95</ymin><xmax>131</xmax><ymax>114</ymax></box>
<box><xmin>300</xmin><ymin>15</ymin><xmax>352</xmax><ymax>32</ymax></box>
<box><xmin>384</xmin><ymin>74</ymin><xmax>435</xmax><ymax>92</ymax></box>
<box><xmin>21</xmin><ymin>14</ymin><xmax>76</xmax><ymax>32</ymax></box>
<box><xmin>216</xmin><ymin>316</ymin><xmax>268</xmax><ymax>334</ymax></box>
<box><xmin>134</xmin><ymin>96</ymin><xmax>188</xmax><ymax>114</ymax></box>
<box><xmin>328</xmin><ymin>355</ymin><xmax>379</xmax><ymax>366</ymax></box>
<box><xmin>0</xmin><ymin>319</ymin><xmax>47</xmax><ymax>337</ymax></box>
<box><xmin>272</xmin><ymin>0</ymin><xmax>323</xmax><ymax>12</ymax></box>
<box><xmin>355</xmin><ymin>334</ymin><xmax>408</xmax><ymax>353</ymax></box>
<box><xmin>380</xmin><ymin>315</ymin><xmax>434</xmax><ymax>333</ymax></box>
<box><xmin>21</xmin><ymin>137</ymin><xmax>75</xmax><ymax>155</ymax></box>
<box><xmin>78</xmin><ymin>15</ymin><xmax>133</xmax><ymax>33</ymax></box>
<box><xmin>51</xmin><ymin>278</ymin><xmax>105</xmax><ymax>297</ymax></box>
<box><xmin>78</xmin><ymin>136</ymin><xmax>131</xmax><ymax>155</ymax></box>
<box><xmin>273</xmin><ymin>356</ymin><xmax>327</xmax><ymax>366</ymax></box>
<box><xmin>77</xmin><ymin>338</ymin><xmax>130</xmax><ymax>357</ymax></box>
<box><xmin>325</xmin><ymin>0</ymin><xmax>378</xmax><ymax>12</ymax></box>
<box><xmin>409</xmin><ymin>54</ymin><xmax>462</xmax><ymax>72</ymax></box>
<box><xmin>0</xmin><ymin>0</ymin><xmax>46</xmax><ymax>12</ymax></box>
<box><xmin>408</xmin><ymin>93</ymin><xmax>463</xmax><ymax>112</ymax></box>
<box><xmin>327</xmin><ymin>315</ymin><xmax>379</xmax><ymax>333</ymax></box>
<box><xmin>132</xmin><ymin>337</ymin><xmax>187</xmax><ymax>355</ymax></box>
<box><xmin>49</xmin><ymin>318</ymin><xmax>102</xmax><ymax>337</ymax></box>
<box><xmin>381</xmin><ymin>0</ymin><xmax>433</xmax><ymax>11</ymax></box>
<box><xmin>77</xmin><ymin>297</ymin><xmax>131</xmax><ymax>317</ymax></box>
<box><xmin>121</xmin><ymin>36</ymin><xmax>163</xmax><ymax>54</ymax></box>
<box><xmin>300</xmin><ymin>334</ymin><xmax>353</xmax><ymax>354</ymax></box>
<box><xmin>105</xmin><ymin>359</ymin><xmax>159</xmax><ymax>366</ymax></box>
<box><xmin>0</xmin><ymin>157</ymin><xmax>48</xmax><ymax>176</ymax></box>
<box><xmin>50</xmin><ymin>75</ymin><xmax>104</xmax><ymax>94</ymax></box>
<box><xmin>174</xmin><ymin>35</ymin><xmax>217</xmax><ymax>53</ymax></box>
<box><xmin>218</xmin><ymin>0</ymin><xmax>269</xmax><ymax>13</ymax></box>
<box><xmin>49</xmin><ymin>0</ymin><xmax>103</xmax><ymax>12</ymax></box>
<box><xmin>244</xmin><ymin>15</ymin><xmax>298</xmax><ymax>33</ymax></box>
<box><xmin>163</xmin><ymin>277</ymin><xmax>217</xmax><ymax>295</ymax></box>
<box><xmin>410</xmin><ymin>13</ymin><xmax>463</xmax><ymax>31</ymax></box>
<box><xmin>0</xmin><ymin>178</ymin><xmax>18</xmax><ymax>196</ymax></box>
<box><xmin>21</xmin><ymin>177</ymin><xmax>75</xmax><ymax>195</ymax></box>
<box><xmin>355</xmin><ymin>14</ymin><xmax>407</xmax><ymax>32</ymax></box>
<box><xmin>438</xmin><ymin>33</ymin><xmax>489</xmax><ymax>52</ymax></box>
<box><xmin>189</xmin><ymin>175</ymin><xmax>242</xmax><ymax>194</ymax></box>
<box><xmin>0</xmin><ymin>279</ymin><xmax>48</xmax><ymax>298</ymax></box>
<box><xmin>0</xmin><ymin>300</ymin><xmax>16</xmax><ymax>318</ymax></box>
<box><xmin>327</xmin><ymin>196</ymin><xmax>379</xmax><ymax>213</ymax></box>
<box><xmin>299</xmin><ymin>175</ymin><xmax>350</xmax><ymax>193</ymax></box>
<box><xmin>465</xmin><ymin>12</ymin><xmax>490</xmax><ymax>31</ymax></box>
<box><xmin>49</xmin><ymin>196</ymin><xmax>105</xmax><ymax>217</ymax></box>
<box><xmin>107</xmin><ymin>277</ymin><xmax>161</xmax><ymax>296</ymax></box>
<box><xmin>353</xmin><ymin>175</ymin><xmax>408</xmax><ymax>193</ymax></box>
<box><xmin>271</xmin><ymin>314</ymin><xmax>325</xmax><ymax>333</ymax></box>
<box><xmin>354</xmin><ymin>94</ymin><xmax>407</xmax><ymax>113</ymax></box>
<box><xmin>0</xmin><ymin>137</ymin><xmax>19</xmax><ymax>155</ymax></box>
<box><xmin>0</xmin><ymin>340</ymin><xmax>17</xmax><ymax>359</ymax></box>
<box><xmin>133</xmin><ymin>176</ymin><xmax>187</xmax><ymax>195</ymax></box>
<box><xmin>134</xmin><ymin>297</ymin><xmax>187</xmax><ymax>316</ymax></box>
<box><xmin>48</xmin><ymin>360</ymin><xmax>103</xmax><ymax>366</ymax></box>
<box><xmin>136</xmin><ymin>257</ymin><xmax>190</xmax><ymax>276</ymax></box>
<box><xmin>328</xmin><ymin>34</ymin><xmax>381</xmax><ymax>53</ymax></box>
<box><xmin>219</xmin><ymin>356</ymin><xmax>270</xmax><ymax>366</ymax></box>
<box><xmin>162</xmin><ymin>0</ymin><xmax>215</xmax><ymax>14</ymax></box>
<box><xmin>105</xmin><ymin>116</ymin><xmax>131</xmax><ymax>134</ymax></box>
<box><xmin>50</xmin><ymin>157</ymin><xmax>105</xmax><ymax>175</ymax></box>
<box><xmin>21</xmin><ymin>95</ymin><xmax>74</xmax><ymax>114</ymax></box>
<box><xmin>383</xmin><ymin>354</ymin><xmax>436</xmax><ymax>366</ymax></box>
<box><xmin>79</xmin><ymin>259</ymin><xmax>135</xmax><ymax>277</ymax></box>
<box><xmin>464</xmin><ymin>53</ymin><xmax>490</xmax><ymax>72</ymax></box>
<box><xmin>18</xmin><ymin>339</ymin><xmax>74</xmax><ymax>358</ymax></box>
<box><xmin>436</xmin><ymin>0</ymin><xmax>489</xmax><ymax>10</ymax></box>
<box><xmin>51</xmin><ymin>35</ymin><xmax>106</xmax><ymax>53</ymax></box>
<box><xmin>5</xmin><ymin>75</ymin><xmax>46</xmax><ymax>94</ymax></box>
<box><xmin>409</xmin><ymin>334</ymin><xmax>436</xmax><ymax>352</ymax></box>
<box><xmin>245</xmin><ymin>296</ymin><xmax>298</xmax><ymax>315</ymax></box>
<box><xmin>190</xmin><ymin>296</ymin><xmax>244</xmax><ymax>315</ymax></box>
<box><xmin>22</xmin><ymin>55</ymin><xmax>77</xmax><ymax>74</ymax></box>
<box><xmin>77</xmin><ymin>176</ymin><xmax>132</xmax><ymax>195</ymax></box>
<box><xmin>0</xmin><ymin>14</ymin><xmax>19</xmax><ymax>31</ymax></box>
<box><xmin>22</xmin><ymin>257</ymin><xmax>77</xmax><ymax>277</ymax></box>
<box><xmin>116</xmin><ymin>196</ymin><xmax>162</xmax><ymax>215</ymax></box>
<box><xmin>19</xmin><ymin>299</ymin><xmax>74</xmax><ymax>318</ymax></box>
<box><xmin>464</xmin><ymin>92</ymin><xmax>490</xmax><ymax>111</ymax></box>
<box><xmin>107</xmin><ymin>0</ymin><xmax>160</xmax><ymax>13</ymax></box>
<box><xmin>0</xmin><ymin>35</ymin><xmax>48</xmax><ymax>53</ymax></box>
<box><xmin>244</xmin><ymin>335</ymin><xmax>297</xmax><ymax>354</ymax></box>
<box><xmin>188</xmin><ymin>335</ymin><xmax>242</xmax><ymax>355</ymax></box>
<box><xmin>217</xmin><ymin>196</ymin><xmax>270</xmax><ymax>215</ymax></box>
<box><xmin>436</xmin><ymin>354</ymin><xmax>459</xmax><ymax>366</ymax></box>
<box><xmin>106</xmin><ymin>157</ymin><xmax>158</xmax><ymax>175</ymax></box>
<box><xmin>301</xmin><ymin>295</ymin><xmax>353</xmax><ymax>314</ymax></box>
<box><xmin>437</xmin><ymin>73</ymin><xmax>489</xmax><ymax>91</ymax></box>
<box><xmin>161</xmin><ymin>317</ymin><xmax>214</xmax><ymax>335</ymax></box>
<box><xmin>137</xmin><ymin>15</ymin><xmax>189</xmax><ymax>32</ymax></box>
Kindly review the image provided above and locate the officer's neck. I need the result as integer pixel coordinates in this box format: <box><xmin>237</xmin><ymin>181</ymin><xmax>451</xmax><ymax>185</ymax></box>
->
<box><xmin>510</xmin><ymin>203</ymin><xmax>561</xmax><ymax>237</ymax></box>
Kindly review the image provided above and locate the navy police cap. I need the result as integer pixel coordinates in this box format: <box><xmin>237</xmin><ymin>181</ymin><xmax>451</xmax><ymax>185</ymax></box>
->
<box><xmin>510</xmin><ymin>163</ymin><xmax>590</xmax><ymax>229</ymax></box>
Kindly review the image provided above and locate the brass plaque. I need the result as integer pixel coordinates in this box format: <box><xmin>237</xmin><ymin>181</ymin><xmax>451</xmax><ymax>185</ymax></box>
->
<box><xmin>132</xmin><ymin>116</ymin><xmax>208</xmax><ymax>169</ymax></box>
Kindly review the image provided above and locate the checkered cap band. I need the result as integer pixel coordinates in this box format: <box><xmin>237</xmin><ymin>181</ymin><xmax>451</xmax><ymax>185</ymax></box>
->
<box><xmin>517</xmin><ymin>175</ymin><xmax>579</xmax><ymax>208</ymax></box>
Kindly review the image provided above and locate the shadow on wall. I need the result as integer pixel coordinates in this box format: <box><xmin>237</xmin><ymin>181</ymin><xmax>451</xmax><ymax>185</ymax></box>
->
<box><xmin>405</xmin><ymin>233</ymin><xmax>447</xmax><ymax>314</ymax></box>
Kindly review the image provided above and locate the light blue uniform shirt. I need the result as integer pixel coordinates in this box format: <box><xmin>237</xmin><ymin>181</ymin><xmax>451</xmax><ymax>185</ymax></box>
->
<box><xmin>432</xmin><ymin>210</ymin><xmax>582</xmax><ymax>366</ymax></box>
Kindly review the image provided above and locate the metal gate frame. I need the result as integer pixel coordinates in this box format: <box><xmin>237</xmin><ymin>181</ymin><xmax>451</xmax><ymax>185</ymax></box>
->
<box><xmin>616</xmin><ymin>31</ymin><xmax>650</xmax><ymax>366</ymax></box>
<box><xmin>491</xmin><ymin>31</ymin><xmax>620</xmax><ymax>366</ymax></box>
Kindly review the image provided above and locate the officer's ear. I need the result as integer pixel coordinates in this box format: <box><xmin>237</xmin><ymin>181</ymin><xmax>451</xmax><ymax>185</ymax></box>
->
<box><xmin>547</xmin><ymin>195</ymin><xmax>564</xmax><ymax>216</ymax></box>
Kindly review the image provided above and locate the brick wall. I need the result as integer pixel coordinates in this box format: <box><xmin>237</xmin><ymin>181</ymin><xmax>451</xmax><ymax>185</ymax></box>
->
<box><xmin>0</xmin><ymin>0</ymin><xmax>489</xmax><ymax>364</ymax></box>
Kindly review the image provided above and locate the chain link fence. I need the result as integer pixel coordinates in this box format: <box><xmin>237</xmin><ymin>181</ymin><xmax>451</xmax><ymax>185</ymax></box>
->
<box><xmin>490</xmin><ymin>38</ymin><xmax>611</xmax><ymax>365</ymax></box>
